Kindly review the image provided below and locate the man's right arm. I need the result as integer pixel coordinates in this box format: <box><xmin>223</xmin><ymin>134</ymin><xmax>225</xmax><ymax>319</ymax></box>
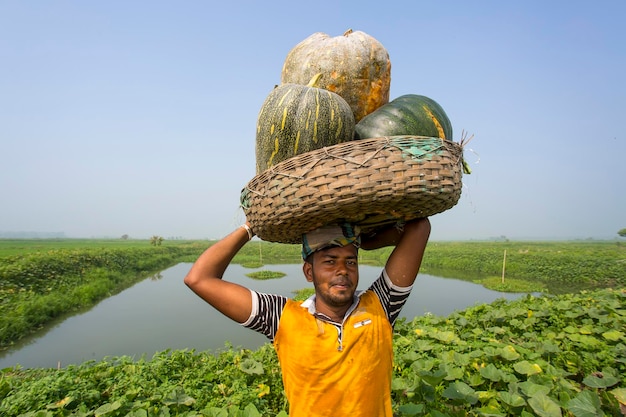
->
<box><xmin>184</xmin><ymin>223</ymin><xmax>255</xmax><ymax>324</ymax></box>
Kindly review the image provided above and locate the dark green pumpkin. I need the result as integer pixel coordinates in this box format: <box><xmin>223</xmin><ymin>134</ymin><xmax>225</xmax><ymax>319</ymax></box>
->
<box><xmin>354</xmin><ymin>94</ymin><xmax>453</xmax><ymax>141</ymax></box>
<box><xmin>255</xmin><ymin>74</ymin><xmax>355</xmax><ymax>173</ymax></box>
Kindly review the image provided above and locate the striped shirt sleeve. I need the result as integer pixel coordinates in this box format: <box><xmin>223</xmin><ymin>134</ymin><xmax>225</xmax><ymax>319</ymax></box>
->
<box><xmin>369</xmin><ymin>269</ymin><xmax>413</xmax><ymax>325</ymax></box>
<box><xmin>241</xmin><ymin>290</ymin><xmax>287</xmax><ymax>341</ymax></box>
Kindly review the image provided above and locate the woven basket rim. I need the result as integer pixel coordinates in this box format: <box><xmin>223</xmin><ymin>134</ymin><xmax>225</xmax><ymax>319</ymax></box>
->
<box><xmin>241</xmin><ymin>135</ymin><xmax>464</xmax><ymax>243</ymax></box>
<box><xmin>244</xmin><ymin>135</ymin><xmax>461</xmax><ymax>190</ymax></box>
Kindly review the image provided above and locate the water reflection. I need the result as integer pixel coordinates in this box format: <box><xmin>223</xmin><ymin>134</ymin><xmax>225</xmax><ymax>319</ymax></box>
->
<box><xmin>0</xmin><ymin>263</ymin><xmax>530</xmax><ymax>369</ymax></box>
<box><xmin>149</xmin><ymin>272</ymin><xmax>163</xmax><ymax>281</ymax></box>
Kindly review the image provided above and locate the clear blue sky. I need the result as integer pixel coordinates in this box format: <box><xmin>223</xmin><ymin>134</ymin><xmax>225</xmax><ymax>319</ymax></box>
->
<box><xmin>1</xmin><ymin>1</ymin><xmax>624</xmax><ymax>240</ymax></box>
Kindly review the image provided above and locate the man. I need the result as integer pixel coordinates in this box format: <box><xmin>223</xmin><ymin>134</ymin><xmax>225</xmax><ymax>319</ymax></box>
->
<box><xmin>184</xmin><ymin>217</ymin><xmax>431</xmax><ymax>416</ymax></box>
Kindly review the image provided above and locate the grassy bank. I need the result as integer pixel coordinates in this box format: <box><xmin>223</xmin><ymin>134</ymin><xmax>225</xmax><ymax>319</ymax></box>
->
<box><xmin>421</xmin><ymin>240</ymin><xmax>626</xmax><ymax>293</ymax></box>
<box><xmin>0</xmin><ymin>240</ymin><xmax>207</xmax><ymax>349</ymax></box>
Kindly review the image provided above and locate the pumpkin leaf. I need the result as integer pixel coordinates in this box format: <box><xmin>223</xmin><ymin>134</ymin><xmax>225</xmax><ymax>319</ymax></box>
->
<box><xmin>242</xmin><ymin>403</ymin><xmax>261</xmax><ymax>417</ymax></box>
<box><xmin>239</xmin><ymin>358</ymin><xmax>264</xmax><ymax>375</ymax></box>
<box><xmin>582</xmin><ymin>373</ymin><xmax>619</xmax><ymax>388</ymax></box>
<box><xmin>430</xmin><ymin>330</ymin><xmax>460</xmax><ymax>343</ymax></box>
<box><xmin>527</xmin><ymin>393</ymin><xmax>562</xmax><ymax>417</ymax></box>
<box><xmin>440</xmin><ymin>361</ymin><xmax>464</xmax><ymax>380</ymax></box>
<box><xmin>566</xmin><ymin>391</ymin><xmax>602</xmax><ymax>417</ymax></box>
<box><xmin>475</xmin><ymin>404</ymin><xmax>508</xmax><ymax>416</ymax></box>
<box><xmin>204</xmin><ymin>407</ymin><xmax>228</xmax><ymax>417</ymax></box>
<box><xmin>499</xmin><ymin>391</ymin><xmax>526</xmax><ymax>407</ymax></box>
<box><xmin>514</xmin><ymin>360</ymin><xmax>543</xmax><ymax>376</ymax></box>
<box><xmin>480</xmin><ymin>363</ymin><xmax>505</xmax><ymax>382</ymax></box>
<box><xmin>397</xmin><ymin>402</ymin><xmax>424</xmax><ymax>416</ymax></box>
<box><xmin>477</xmin><ymin>390</ymin><xmax>496</xmax><ymax>402</ymax></box>
<box><xmin>411</xmin><ymin>358</ymin><xmax>436</xmax><ymax>372</ymax></box>
<box><xmin>611</xmin><ymin>387</ymin><xmax>626</xmax><ymax>404</ymax></box>
<box><xmin>418</xmin><ymin>368</ymin><xmax>447</xmax><ymax>386</ymax></box>
<box><xmin>467</xmin><ymin>373</ymin><xmax>485</xmax><ymax>387</ymax></box>
<box><xmin>500</xmin><ymin>345</ymin><xmax>521</xmax><ymax>361</ymax></box>
<box><xmin>412</xmin><ymin>339</ymin><xmax>435</xmax><ymax>351</ymax></box>
<box><xmin>400</xmin><ymin>351</ymin><xmax>421</xmax><ymax>363</ymax></box>
<box><xmin>519</xmin><ymin>381</ymin><xmax>551</xmax><ymax>397</ymax></box>
<box><xmin>442</xmin><ymin>381</ymin><xmax>479</xmax><ymax>405</ymax></box>
<box><xmin>26</xmin><ymin>412</ymin><xmax>55</xmax><ymax>417</ymax></box>
<box><xmin>601</xmin><ymin>329</ymin><xmax>624</xmax><ymax>341</ymax></box>
<box><xmin>94</xmin><ymin>401</ymin><xmax>122</xmax><ymax>417</ymax></box>
<box><xmin>430</xmin><ymin>411</ymin><xmax>453</xmax><ymax>417</ymax></box>
<box><xmin>163</xmin><ymin>387</ymin><xmax>195</xmax><ymax>406</ymax></box>
<box><xmin>391</xmin><ymin>376</ymin><xmax>411</xmax><ymax>391</ymax></box>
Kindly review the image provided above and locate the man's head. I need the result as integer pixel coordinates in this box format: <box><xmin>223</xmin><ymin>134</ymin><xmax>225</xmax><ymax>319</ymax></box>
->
<box><xmin>301</xmin><ymin>223</ymin><xmax>361</xmax><ymax>311</ymax></box>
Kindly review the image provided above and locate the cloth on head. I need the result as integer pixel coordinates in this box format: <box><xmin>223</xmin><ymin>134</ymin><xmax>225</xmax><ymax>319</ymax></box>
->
<box><xmin>301</xmin><ymin>223</ymin><xmax>361</xmax><ymax>260</ymax></box>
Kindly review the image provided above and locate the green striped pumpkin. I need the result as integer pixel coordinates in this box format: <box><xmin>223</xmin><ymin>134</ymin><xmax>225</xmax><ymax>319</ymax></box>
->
<box><xmin>255</xmin><ymin>74</ymin><xmax>355</xmax><ymax>173</ymax></box>
<box><xmin>354</xmin><ymin>94</ymin><xmax>453</xmax><ymax>141</ymax></box>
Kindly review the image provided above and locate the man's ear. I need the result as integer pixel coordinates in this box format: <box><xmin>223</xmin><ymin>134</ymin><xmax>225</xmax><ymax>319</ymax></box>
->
<box><xmin>302</xmin><ymin>261</ymin><xmax>314</xmax><ymax>282</ymax></box>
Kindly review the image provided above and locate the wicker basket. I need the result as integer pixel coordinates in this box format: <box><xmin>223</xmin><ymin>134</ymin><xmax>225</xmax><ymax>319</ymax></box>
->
<box><xmin>240</xmin><ymin>136</ymin><xmax>464</xmax><ymax>244</ymax></box>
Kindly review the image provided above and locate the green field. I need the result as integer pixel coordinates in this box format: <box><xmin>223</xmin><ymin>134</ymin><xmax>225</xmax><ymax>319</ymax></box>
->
<box><xmin>0</xmin><ymin>238</ymin><xmax>202</xmax><ymax>257</ymax></box>
<box><xmin>233</xmin><ymin>239</ymin><xmax>626</xmax><ymax>293</ymax></box>
<box><xmin>1</xmin><ymin>238</ymin><xmax>625</xmax><ymax>416</ymax></box>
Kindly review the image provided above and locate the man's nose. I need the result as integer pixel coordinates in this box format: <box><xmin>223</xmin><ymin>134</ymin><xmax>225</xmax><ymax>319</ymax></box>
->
<box><xmin>336</xmin><ymin>261</ymin><xmax>349</xmax><ymax>274</ymax></box>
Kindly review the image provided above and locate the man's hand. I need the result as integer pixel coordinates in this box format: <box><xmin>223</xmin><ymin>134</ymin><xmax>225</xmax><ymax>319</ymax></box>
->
<box><xmin>371</xmin><ymin>218</ymin><xmax>431</xmax><ymax>288</ymax></box>
<box><xmin>361</xmin><ymin>219</ymin><xmax>428</xmax><ymax>250</ymax></box>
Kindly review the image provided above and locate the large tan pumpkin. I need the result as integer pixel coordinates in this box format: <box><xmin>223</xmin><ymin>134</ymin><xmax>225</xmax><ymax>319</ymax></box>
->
<box><xmin>281</xmin><ymin>29</ymin><xmax>391</xmax><ymax>122</ymax></box>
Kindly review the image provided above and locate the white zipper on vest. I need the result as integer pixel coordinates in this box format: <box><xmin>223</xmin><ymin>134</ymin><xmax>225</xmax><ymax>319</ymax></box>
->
<box><xmin>336</xmin><ymin>325</ymin><xmax>343</xmax><ymax>352</ymax></box>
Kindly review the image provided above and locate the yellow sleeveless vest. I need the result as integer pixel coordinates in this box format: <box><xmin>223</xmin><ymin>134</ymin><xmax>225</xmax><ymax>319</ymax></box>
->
<box><xmin>274</xmin><ymin>291</ymin><xmax>394</xmax><ymax>417</ymax></box>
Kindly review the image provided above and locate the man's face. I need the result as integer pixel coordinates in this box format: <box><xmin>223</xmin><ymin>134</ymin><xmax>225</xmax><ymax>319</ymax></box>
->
<box><xmin>303</xmin><ymin>245</ymin><xmax>359</xmax><ymax>310</ymax></box>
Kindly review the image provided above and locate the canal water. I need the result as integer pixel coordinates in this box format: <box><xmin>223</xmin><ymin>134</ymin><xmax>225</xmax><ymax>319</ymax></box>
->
<box><xmin>0</xmin><ymin>263</ymin><xmax>530</xmax><ymax>369</ymax></box>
